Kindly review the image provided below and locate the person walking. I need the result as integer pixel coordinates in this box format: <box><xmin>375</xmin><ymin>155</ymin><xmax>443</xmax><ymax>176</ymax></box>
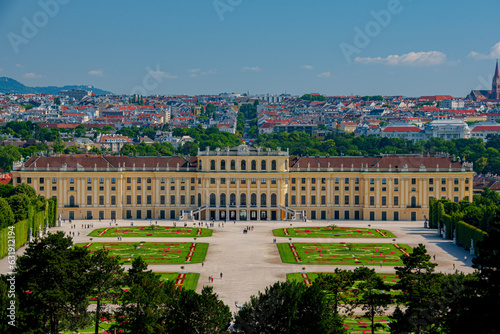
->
<box><xmin>220</xmin><ymin>272</ymin><xmax>223</xmax><ymax>279</ymax></box>
<box><xmin>202</xmin><ymin>261</ymin><xmax>204</xmax><ymax>267</ymax></box>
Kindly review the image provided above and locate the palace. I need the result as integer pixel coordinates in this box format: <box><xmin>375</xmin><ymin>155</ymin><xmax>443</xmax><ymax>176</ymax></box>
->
<box><xmin>11</xmin><ymin>145</ymin><xmax>474</xmax><ymax>222</ymax></box>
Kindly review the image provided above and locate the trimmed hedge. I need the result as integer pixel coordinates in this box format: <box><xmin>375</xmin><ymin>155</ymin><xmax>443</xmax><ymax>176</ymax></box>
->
<box><xmin>456</xmin><ymin>221</ymin><xmax>488</xmax><ymax>251</ymax></box>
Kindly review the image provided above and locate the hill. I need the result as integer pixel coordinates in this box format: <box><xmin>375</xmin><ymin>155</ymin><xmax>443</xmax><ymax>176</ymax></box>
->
<box><xmin>0</xmin><ymin>77</ymin><xmax>113</xmax><ymax>95</ymax></box>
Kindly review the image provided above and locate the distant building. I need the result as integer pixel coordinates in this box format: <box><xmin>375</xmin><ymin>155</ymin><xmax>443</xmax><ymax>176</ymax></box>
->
<box><xmin>467</xmin><ymin>60</ymin><xmax>500</xmax><ymax>101</ymax></box>
<box><xmin>440</xmin><ymin>99</ymin><xmax>465</xmax><ymax>109</ymax></box>
<box><xmin>381</xmin><ymin>124</ymin><xmax>423</xmax><ymax>142</ymax></box>
<box><xmin>58</xmin><ymin>89</ymin><xmax>90</xmax><ymax>101</ymax></box>
<box><xmin>470</xmin><ymin>122</ymin><xmax>500</xmax><ymax>142</ymax></box>
<box><xmin>423</xmin><ymin>120</ymin><xmax>471</xmax><ymax>140</ymax></box>
<box><xmin>97</xmin><ymin>134</ymin><xmax>132</xmax><ymax>152</ymax></box>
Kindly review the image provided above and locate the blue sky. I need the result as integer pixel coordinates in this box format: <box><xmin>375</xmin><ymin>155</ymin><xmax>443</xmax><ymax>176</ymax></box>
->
<box><xmin>0</xmin><ymin>0</ymin><xmax>499</xmax><ymax>97</ymax></box>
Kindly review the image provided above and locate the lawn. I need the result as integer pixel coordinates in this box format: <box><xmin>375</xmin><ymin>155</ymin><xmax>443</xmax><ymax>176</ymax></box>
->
<box><xmin>277</xmin><ymin>242</ymin><xmax>411</xmax><ymax>266</ymax></box>
<box><xmin>273</xmin><ymin>226</ymin><xmax>396</xmax><ymax>238</ymax></box>
<box><xmin>75</xmin><ymin>242</ymin><xmax>208</xmax><ymax>264</ymax></box>
<box><xmin>88</xmin><ymin>226</ymin><xmax>212</xmax><ymax>238</ymax></box>
<box><xmin>343</xmin><ymin>316</ymin><xmax>391</xmax><ymax>333</ymax></box>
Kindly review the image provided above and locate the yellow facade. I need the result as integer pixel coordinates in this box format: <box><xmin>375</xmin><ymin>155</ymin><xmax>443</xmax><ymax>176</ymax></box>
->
<box><xmin>11</xmin><ymin>146</ymin><xmax>474</xmax><ymax>222</ymax></box>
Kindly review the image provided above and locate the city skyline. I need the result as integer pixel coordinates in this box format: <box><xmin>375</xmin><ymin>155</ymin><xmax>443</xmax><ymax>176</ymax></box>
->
<box><xmin>1</xmin><ymin>0</ymin><xmax>499</xmax><ymax>96</ymax></box>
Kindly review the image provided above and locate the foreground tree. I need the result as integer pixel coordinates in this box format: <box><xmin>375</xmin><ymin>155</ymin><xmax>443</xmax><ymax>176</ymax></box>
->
<box><xmin>390</xmin><ymin>244</ymin><xmax>439</xmax><ymax>334</ymax></box>
<box><xmin>234</xmin><ymin>280</ymin><xmax>344</xmax><ymax>334</ymax></box>
<box><xmin>88</xmin><ymin>248</ymin><xmax>124</xmax><ymax>334</ymax></box>
<box><xmin>315</xmin><ymin>269</ymin><xmax>356</xmax><ymax>317</ymax></box>
<box><xmin>16</xmin><ymin>232</ymin><xmax>91</xmax><ymax>333</ymax></box>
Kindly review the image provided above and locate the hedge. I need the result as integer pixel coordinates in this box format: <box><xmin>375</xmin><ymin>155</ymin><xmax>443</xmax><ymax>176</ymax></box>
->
<box><xmin>456</xmin><ymin>221</ymin><xmax>488</xmax><ymax>251</ymax></box>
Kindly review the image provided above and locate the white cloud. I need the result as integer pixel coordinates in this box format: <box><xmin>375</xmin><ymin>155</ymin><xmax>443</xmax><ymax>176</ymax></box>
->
<box><xmin>15</xmin><ymin>64</ymin><xmax>23</xmax><ymax>68</ymax></box>
<box><xmin>317</xmin><ymin>71</ymin><xmax>331</xmax><ymax>78</ymax></box>
<box><xmin>23</xmin><ymin>72</ymin><xmax>43</xmax><ymax>78</ymax></box>
<box><xmin>355</xmin><ymin>51</ymin><xmax>447</xmax><ymax>66</ymax></box>
<box><xmin>469</xmin><ymin>42</ymin><xmax>500</xmax><ymax>60</ymax></box>
<box><xmin>302</xmin><ymin>65</ymin><xmax>314</xmax><ymax>70</ymax></box>
<box><xmin>148</xmin><ymin>70</ymin><xmax>177</xmax><ymax>79</ymax></box>
<box><xmin>188</xmin><ymin>69</ymin><xmax>201</xmax><ymax>73</ymax></box>
<box><xmin>241</xmin><ymin>66</ymin><xmax>262</xmax><ymax>72</ymax></box>
<box><xmin>88</xmin><ymin>70</ymin><xmax>104</xmax><ymax>77</ymax></box>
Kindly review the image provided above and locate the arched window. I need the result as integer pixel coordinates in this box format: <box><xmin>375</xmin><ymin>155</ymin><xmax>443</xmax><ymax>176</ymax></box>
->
<box><xmin>251</xmin><ymin>193</ymin><xmax>257</xmax><ymax>206</ymax></box>
<box><xmin>241</xmin><ymin>160</ymin><xmax>246</xmax><ymax>171</ymax></box>
<box><xmin>411</xmin><ymin>196</ymin><xmax>417</xmax><ymax>208</ymax></box>
<box><xmin>210</xmin><ymin>160</ymin><xmax>216</xmax><ymax>171</ymax></box>
<box><xmin>261</xmin><ymin>160</ymin><xmax>266</xmax><ymax>170</ymax></box>
<box><xmin>198</xmin><ymin>193</ymin><xmax>202</xmax><ymax>207</ymax></box>
<box><xmin>251</xmin><ymin>160</ymin><xmax>257</xmax><ymax>171</ymax></box>
<box><xmin>285</xmin><ymin>193</ymin><xmax>289</xmax><ymax>206</ymax></box>
<box><xmin>69</xmin><ymin>195</ymin><xmax>75</xmax><ymax>207</ymax></box>
<box><xmin>271</xmin><ymin>193</ymin><xmax>277</xmax><ymax>207</ymax></box>
<box><xmin>230</xmin><ymin>193</ymin><xmax>236</xmax><ymax>206</ymax></box>
<box><xmin>261</xmin><ymin>193</ymin><xmax>267</xmax><ymax>207</ymax></box>
<box><xmin>199</xmin><ymin>161</ymin><xmax>202</xmax><ymax>170</ymax></box>
<box><xmin>231</xmin><ymin>160</ymin><xmax>236</xmax><ymax>170</ymax></box>
<box><xmin>220</xmin><ymin>193</ymin><xmax>226</xmax><ymax>207</ymax></box>
<box><xmin>210</xmin><ymin>193</ymin><xmax>216</xmax><ymax>207</ymax></box>
<box><xmin>221</xmin><ymin>160</ymin><xmax>226</xmax><ymax>171</ymax></box>
<box><xmin>271</xmin><ymin>160</ymin><xmax>277</xmax><ymax>171</ymax></box>
<box><xmin>240</xmin><ymin>193</ymin><xmax>247</xmax><ymax>206</ymax></box>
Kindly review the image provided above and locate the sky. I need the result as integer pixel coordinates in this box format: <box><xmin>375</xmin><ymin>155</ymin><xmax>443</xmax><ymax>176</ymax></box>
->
<box><xmin>0</xmin><ymin>0</ymin><xmax>499</xmax><ymax>97</ymax></box>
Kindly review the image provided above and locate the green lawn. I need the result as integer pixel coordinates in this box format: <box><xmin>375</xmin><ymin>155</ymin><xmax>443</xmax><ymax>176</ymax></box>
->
<box><xmin>75</xmin><ymin>242</ymin><xmax>208</xmax><ymax>264</ymax></box>
<box><xmin>277</xmin><ymin>242</ymin><xmax>411</xmax><ymax>266</ymax></box>
<box><xmin>273</xmin><ymin>226</ymin><xmax>396</xmax><ymax>238</ymax></box>
<box><xmin>88</xmin><ymin>226</ymin><xmax>212</xmax><ymax>238</ymax></box>
<box><xmin>343</xmin><ymin>316</ymin><xmax>391</xmax><ymax>333</ymax></box>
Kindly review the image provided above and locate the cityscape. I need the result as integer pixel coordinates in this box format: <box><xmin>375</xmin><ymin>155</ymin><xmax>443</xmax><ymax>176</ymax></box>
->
<box><xmin>1</xmin><ymin>1</ymin><xmax>500</xmax><ymax>333</ymax></box>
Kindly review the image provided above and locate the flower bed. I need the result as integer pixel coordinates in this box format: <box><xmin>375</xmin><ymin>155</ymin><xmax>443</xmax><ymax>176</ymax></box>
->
<box><xmin>273</xmin><ymin>227</ymin><xmax>396</xmax><ymax>238</ymax></box>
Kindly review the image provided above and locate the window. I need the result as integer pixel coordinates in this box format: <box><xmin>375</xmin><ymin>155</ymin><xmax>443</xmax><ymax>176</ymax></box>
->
<box><xmin>261</xmin><ymin>178</ymin><xmax>266</xmax><ymax>184</ymax></box>
<box><xmin>321</xmin><ymin>195</ymin><xmax>326</xmax><ymax>205</ymax></box>
<box><xmin>382</xmin><ymin>196</ymin><xmax>387</xmax><ymax>206</ymax></box>
<box><xmin>271</xmin><ymin>178</ymin><xmax>277</xmax><ymax>184</ymax></box>
<box><xmin>345</xmin><ymin>178</ymin><xmax>349</xmax><ymax>184</ymax></box>
<box><xmin>211</xmin><ymin>160</ymin><xmax>216</xmax><ymax>171</ymax></box>
<box><xmin>99</xmin><ymin>196</ymin><xmax>104</xmax><ymax>205</ymax></box>
<box><xmin>191</xmin><ymin>178</ymin><xmax>195</xmax><ymax>184</ymax></box>
<box><xmin>394</xmin><ymin>196</ymin><xmax>399</xmax><ymax>206</ymax></box>
<box><xmin>161</xmin><ymin>177</ymin><xmax>165</xmax><ymax>183</ymax></box>
<box><xmin>160</xmin><ymin>195</ymin><xmax>165</xmax><ymax>205</ymax></box>
<box><xmin>454</xmin><ymin>178</ymin><xmax>459</xmax><ymax>185</ymax></box>
<box><xmin>394</xmin><ymin>178</ymin><xmax>399</xmax><ymax>185</ymax></box>
<box><xmin>441</xmin><ymin>178</ymin><xmax>446</xmax><ymax>185</ymax></box>
<box><xmin>441</xmin><ymin>187</ymin><xmax>446</xmax><ymax>192</ymax></box>
<box><xmin>241</xmin><ymin>193</ymin><xmax>247</xmax><ymax>206</ymax></box>
<box><xmin>454</xmin><ymin>187</ymin><xmax>459</xmax><ymax>192</ymax></box>
<box><xmin>99</xmin><ymin>177</ymin><xmax>104</xmax><ymax>184</ymax></box>
<box><xmin>221</xmin><ymin>178</ymin><xmax>226</xmax><ymax>185</ymax></box>
<box><xmin>147</xmin><ymin>195</ymin><xmax>152</xmax><ymax>205</ymax></box>
<box><xmin>69</xmin><ymin>177</ymin><xmax>74</xmax><ymax>184</ymax></box>
<box><xmin>301</xmin><ymin>187</ymin><xmax>306</xmax><ymax>191</ymax></box>
<box><xmin>170</xmin><ymin>186</ymin><xmax>175</xmax><ymax>191</ymax></box>
<box><xmin>394</xmin><ymin>186</ymin><xmax>399</xmax><ymax>192</ymax></box>
<box><xmin>52</xmin><ymin>186</ymin><xmax>57</xmax><ymax>191</ymax></box>
<box><xmin>261</xmin><ymin>160</ymin><xmax>266</xmax><ymax>170</ymax></box>
<box><xmin>69</xmin><ymin>187</ymin><xmax>74</xmax><ymax>191</ymax></box>
<box><xmin>210</xmin><ymin>178</ymin><xmax>215</xmax><ymax>185</ymax></box>
<box><xmin>344</xmin><ymin>195</ymin><xmax>349</xmax><ymax>205</ymax></box>
<box><xmin>251</xmin><ymin>178</ymin><xmax>256</xmax><ymax>184</ymax></box>
<box><xmin>355</xmin><ymin>178</ymin><xmax>360</xmax><ymax>184</ymax></box>
<box><xmin>170</xmin><ymin>195</ymin><xmax>175</xmax><ymax>205</ymax></box>
<box><xmin>292</xmin><ymin>186</ymin><xmax>296</xmax><ymax>191</ymax></box>
<box><xmin>321</xmin><ymin>186</ymin><xmax>326</xmax><ymax>191</ymax></box>
<box><xmin>190</xmin><ymin>195</ymin><xmax>195</xmax><ymax>205</ymax></box>
<box><xmin>137</xmin><ymin>195</ymin><xmax>142</xmax><ymax>205</ymax></box>
<box><xmin>335</xmin><ymin>178</ymin><xmax>340</xmax><ymax>184</ymax></box>
<box><xmin>302</xmin><ymin>178</ymin><xmax>306</xmax><ymax>184</ymax></box>
<box><xmin>99</xmin><ymin>186</ymin><xmax>104</xmax><ymax>191</ymax></box>
<box><xmin>171</xmin><ymin>178</ymin><xmax>175</xmax><ymax>183</ymax></box>
<box><xmin>261</xmin><ymin>194</ymin><xmax>267</xmax><ymax>207</ymax></box>
<box><xmin>311</xmin><ymin>195</ymin><xmax>316</xmax><ymax>205</ymax></box>
<box><xmin>210</xmin><ymin>194</ymin><xmax>216</xmax><ymax>207</ymax></box>
<box><xmin>39</xmin><ymin>186</ymin><xmax>44</xmax><ymax>191</ymax></box>
<box><xmin>221</xmin><ymin>160</ymin><xmax>226</xmax><ymax>170</ymax></box>
<box><xmin>230</xmin><ymin>178</ymin><xmax>236</xmax><ymax>184</ymax></box>
<box><xmin>411</xmin><ymin>178</ymin><xmax>416</xmax><ymax>185</ymax></box>
<box><xmin>370</xmin><ymin>187</ymin><xmax>375</xmax><ymax>192</ymax></box>
<box><xmin>180</xmin><ymin>195</ymin><xmax>185</xmax><ymax>205</ymax></box>
<box><xmin>370</xmin><ymin>178</ymin><xmax>375</xmax><ymax>185</ymax></box>
<box><xmin>369</xmin><ymin>196</ymin><xmax>375</xmax><ymax>206</ymax></box>
<box><xmin>111</xmin><ymin>178</ymin><xmax>116</xmax><ymax>184</ymax></box>
<box><xmin>465</xmin><ymin>178</ymin><xmax>470</xmax><ymax>184</ymax></box>
<box><xmin>271</xmin><ymin>160</ymin><xmax>276</xmax><ymax>170</ymax></box>
<box><xmin>87</xmin><ymin>178</ymin><xmax>91</xmax><ymax>184</ymax></box>
<box><xmin>180</xmin><ymin>186</ymin><xmax>184</xmax><ymax>191</ymax></box>
<box><xmin>251</xmin><ymin>193</ymin><xmax>257</xmax><ymax>206</ymax></box>
<box><xmin>52</xmin><ymin>177</ymin><xmax>57</xmax><ymax>184</ymax></box>
<box><xmin>355</xmin><ymin>195</ymin><xmax>359</xmax><ymax>205</ymax></box>
<box><xmin>291</xmin><ymin>195</ymin><xmax>296</xmax><ymax>205</ymax></box>
<box><xmin>312</xmin><ymin>186</ymin><xmax>316</xmax><ymax>191</ymax></box>
<box><xmin>241</xmin><ymin>160</ymin><xmax>246</xmax><ymax>170</ymax></box>
<box><xmin>429</xmin><ymin>178</ymin><xmax>434</xmax><ymax>185</ymax></box>
<box><xmin>231</xmin><ymin>160</ymin><xmax>236</xmax><ymax>170</ymax></box>
<box><xmin>429</xmin><ymin>187</ymin><xmax>434</xmax><ymax>192</ymax></box>
<box><xmin>87</xmin><ymin>186</ymin><xmax>92</xmax><ymax>191</ymax></box>
<box><xmin>345</xmin><ymin>186</ymin><xmax>349</xmax><ymax>191</ymax></box>
<box><xmin>411</xmin><ymin>196</ymin><xmax>417</xmax><ymax>207</ymax></box>
<box><xmin>381</xmin><ymin>187</ymin><xmax>386</xmax><ymax>192</ymax></box>
<box><xmin>251</xmin><ymin>160</ymin><xmax>257</xmax><ymax>171</ymax></box>
<box><xmin>87</xmin><ymin>196</ymin><xmax>92</xmax><ymax>205</ymax></box>
<box><xmin>321</xmin><ymin>178</ymin><xmax>326</xmax><ymax>184</ymax></box>
<box><xmin>137</xmin><ymin>177</ymin><xmax>141</xmax><ymax>184</ymax></box>
<box><xmin>241</xmin><ymin>178</ymin><xmax>246</xmax><ymax>185</ymax></box>
<box><xmin>312</xmin><ymin>178</ymin><xmax>316</xmax><ymax>184</ymax></box>
<box><xmin>454</xmin><ymin>196</ymin><xmax>459</xmax><ymax>203</ymax></box>
<box><xmin>127</xmin><ymin>177</ymin><xmax>131</xmax><ymax>183</ymax></box>
<box><xmin>271</xmin><ymin>193</ymin><xmax>277</xmax><ymax>207</ymax></box>
<box><xmin>411</xmin><ymin>187</ymin><xmax>416</xmax><ymax>192</ymax></box>
<box><xmin>292</xmin><ymin>178</ymin><xmax>296</xmax><ymax>184</ymax></box>
<box><xmin>220</xmin><ymin>193</ymin><xmax>226</xmax><ymax>206</ymax></box>
<box><xmin>301</xmin><ymin>195</ymin><xmax>306</xmax><ymax>205</ymax></box>
<box><xmin>334</xmin><ymin>195</ymin><xmax>339</xmax><ymax>205</ymax></box>
<box><xmin>127</xmin><ymin>195</ymin><xmax>132</xmax><ymax>205</ymax></box>
<box><xmin>382</xmin><ymin>178</ymin><xmax>387</xmax><ymax>185</ymax></box>
<box><xmin>335</xmin><ymin>186</ymin><xmax>339</xmax><ymax>191</ymax></box>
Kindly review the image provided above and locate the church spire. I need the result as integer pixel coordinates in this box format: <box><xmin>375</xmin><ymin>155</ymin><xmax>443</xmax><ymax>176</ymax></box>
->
<box><xmin>493</xmin><ymin>59</ymin><xmax>500</xmax><ymax>100</ymax></box>
<box><xmin>495</xmin><ymin>59</ymin><xmax>499</xmax><ymax>79</ymax></box>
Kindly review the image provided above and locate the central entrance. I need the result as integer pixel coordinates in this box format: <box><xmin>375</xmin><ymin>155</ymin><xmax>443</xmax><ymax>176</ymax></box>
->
<box><xmin>239</xmin><ymin>210</ymin><xmax>247</xmax><ymax>220</ymax></box>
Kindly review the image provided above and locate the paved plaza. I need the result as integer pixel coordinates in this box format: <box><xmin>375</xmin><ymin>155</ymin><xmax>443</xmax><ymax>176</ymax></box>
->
<box><xmin>0</xmin><ymin>219</ymin><xmax>475</xmax><ymax>313</ymax></box>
